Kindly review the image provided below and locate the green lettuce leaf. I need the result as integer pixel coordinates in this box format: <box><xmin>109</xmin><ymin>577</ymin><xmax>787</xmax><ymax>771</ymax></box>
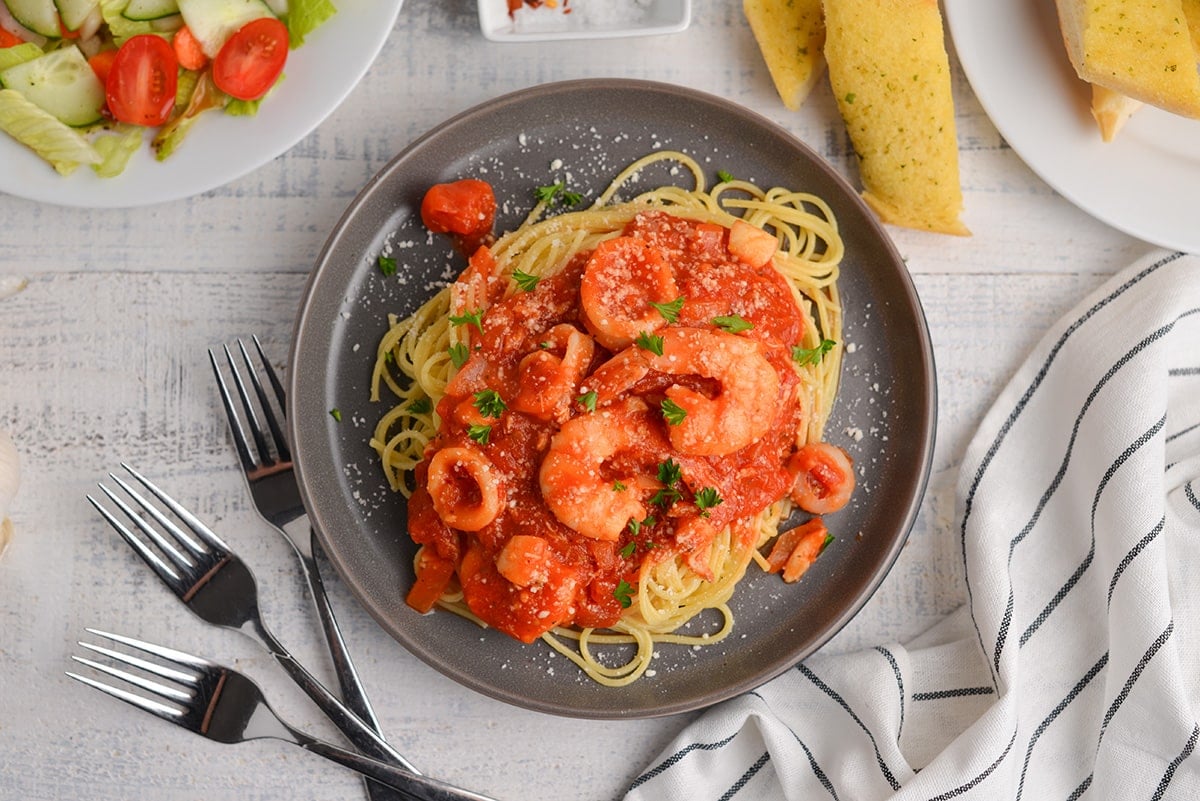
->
<box><xmin>91</xmin><ymin>124</ymin><xmax>145</xmax><ymax>177</ymax></box>
<box><xmin>285</xmin><ymin>0</ymin><xmax>336</xmax><ymax>48</ymax></box>
<box><xmin>0</xmin><ymin>43</ymin><xmax>44</xmax><ymax>72</ymax></box>
<box><xmin>0</xmin><ymin>88</ymin><xmax>100</xmax><ymax>175</ymax></box>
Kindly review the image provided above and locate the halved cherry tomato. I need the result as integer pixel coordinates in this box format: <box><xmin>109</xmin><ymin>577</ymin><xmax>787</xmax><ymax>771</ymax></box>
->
<box><xmin>0</xmin><ymin>28</ymin><xmax>23</xmax><ymax>48</ymax></box>
<box><xmin>172</xmin><ymin>25</ymin><xmax>208</xmax><ymax>71</ymax></box>
<box><xmin>212</xmin><ymin>17</ymin><xmax>288</xmax><ymax>101</ymax></box>
<box><xmin>106</xmin><ymin>34</ymin><xmax>178</xmax><ymax>126</ymax></box>
<box><xmin>88</xmin><ymin>49</ymin><xmax>117</xmax><ymax>85</ymax></box>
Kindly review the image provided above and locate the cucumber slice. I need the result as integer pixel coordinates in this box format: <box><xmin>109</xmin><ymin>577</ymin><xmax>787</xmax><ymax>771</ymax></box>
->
<box><xmin>121</xmin><ymin>0</ymin><xmax>175</xmax><ymax>20</ymax></box>
<box><xmin>53</xmin><ymin>0</ymin><xmax>96</xmax><ymax>29</ymax></box>
<box><xmin>0</xmin><ymin>87</ymin><xmax>99</xmax><ymax>174</ymax></box>
<box><xmin>0</xmin><ymin>46</ymin><xmax>105</xmax><ymax>127</ymax></box>
<box><xmin>177</xmin><ymin>0</ymin><xmax>273</xmax><ymax>58</ymax></box>
<box><xmin>2</xmin><ymin>0</ymin><xmax>59</xmax><ymax>37</ymax></box>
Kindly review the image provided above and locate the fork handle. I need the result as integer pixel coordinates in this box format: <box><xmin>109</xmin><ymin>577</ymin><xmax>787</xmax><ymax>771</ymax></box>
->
<box><xmin>302</xmin><ymin>529</ymin><xmax>387</xmax><ymax>735</ymax></box>
<box><xmin>302</xmin><ymin>529</ymin><xmax>415</xmax><ymax>801</ymax></box>
<box><xmin>262</xmin><ymin>636</ymin><xmax>420</xmax><ymax>774</ymax></box>
<box><xmin>303</xmin><ymin>741</ymin><xmax>502</xmax><ymax>801</ymax></box>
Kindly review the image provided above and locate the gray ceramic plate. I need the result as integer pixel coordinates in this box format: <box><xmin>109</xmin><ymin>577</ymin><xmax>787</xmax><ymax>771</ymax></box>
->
<box><xmin>289</xmin><ymin>79</ymin><xmax>936</xmax><ymax>719</ymax></box>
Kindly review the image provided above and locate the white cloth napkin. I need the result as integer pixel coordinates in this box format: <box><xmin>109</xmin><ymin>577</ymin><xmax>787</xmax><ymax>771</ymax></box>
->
<box><xmin>624</xmin><ymin>250</ymin><xmax>1200</xmax><ymax>801</ymax></box>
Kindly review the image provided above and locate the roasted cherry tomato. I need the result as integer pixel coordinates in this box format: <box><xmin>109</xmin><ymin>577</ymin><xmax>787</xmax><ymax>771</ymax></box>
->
<box><xmin>420</xmin><ymin>179</ymin><xmax>497</xmax><ymax>255</ymax></box>
<box><xmin>212</xmin><ymin>17</ymin><xmax>288</xmax><ymax>101</ymax></box>
<box><xmin>105</xmin><ymin>35</ymin><xmax>178</xmax><ymax>126</ymax></box>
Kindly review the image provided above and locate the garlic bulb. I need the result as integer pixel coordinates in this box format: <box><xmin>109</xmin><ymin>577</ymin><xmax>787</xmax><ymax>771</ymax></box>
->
<box><xmin>0</xmin><ymin>429</ymin><xmax>18</xmax><ymax>558</ymax></box>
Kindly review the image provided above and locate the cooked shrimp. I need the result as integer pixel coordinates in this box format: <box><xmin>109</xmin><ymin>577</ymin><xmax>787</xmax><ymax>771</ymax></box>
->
<box><xmin>510</xmin><ymin>324</ymin><xmax>595</xmax><ymax>422</ymax></box>
<box><xmin>426</xmin><ymin>444</ymin><xmax>505</xmax><ymax>531</ymax></box>
<box><xmin>495</xmin><ymin>534</ymin><xmax>552</xmax><ymax>587</ymax></box>
<box><xmin>788</xmin><ymin>442</ymin><xmax>855</xmax><ymax>514</ymax></box>
<box><xmin>579</xmin><ymin>235</ymin><xmax>679</xmax><ymax>351</ymax></box>
<box><xmin>589</xmin><ymin>327</ymin><xmax>781</xmax><ymax>456</ymax></box>
<box><xmin>539</xmin><ymin>399</ymin><xmax>663</xmax><ymax>541</ymax></box>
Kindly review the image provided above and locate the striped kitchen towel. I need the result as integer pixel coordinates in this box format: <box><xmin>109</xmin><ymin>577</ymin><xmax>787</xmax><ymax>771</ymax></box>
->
<box><xmin>625</xmin><ymin>250</ymin><xmax>1200</xmax><ymax>801</ymax></box>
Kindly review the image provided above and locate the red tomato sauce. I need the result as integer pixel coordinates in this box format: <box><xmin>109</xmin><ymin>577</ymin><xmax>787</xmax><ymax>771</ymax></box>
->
<box><xmin>408</xmin><ymin>206</ymin><xmax>808</xmax><ymax>644</ymax></box>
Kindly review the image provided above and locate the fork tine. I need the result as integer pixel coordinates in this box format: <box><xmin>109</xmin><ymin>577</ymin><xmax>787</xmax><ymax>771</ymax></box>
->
<box><xmin>242</xmin><ymin>335</ymin><xmax>291</xmax><ymax>462</ymax></box>
<box><xmin>210</xmin><ymin>348</ymin><xmax>259</xmax><ymax>473</ymax></box>
<box><xmin>224</xmin><ymin>343</ymin><xmax>274</xmax><ymax>466</ymax></box>
<box><xmin>85</xmin><ymin>627</ymin><xmax>214</xmax><ymax>670</ymax></box>
<box><xmin>71</xmin><ymin>651</ymin><xmax>195</xmax><ymax>702</ymax></box>
<box><xmin>251</xmin><ymin>335</ymin><xmax>288</xmax><ymax>412</ymax></box>
<box><xmin>102</xmin><ymin>473</ymin><xmax>203</xmax><ymax>559</ymax></box>
<box><xmin>118</xmin><ymin>463</ymin><xmax>230</xmax><ymax>556</ymax></box>
<box><xmin>86</xmin><ymin>491</ymin><xmax>188</xmax><ymax>594</ymax></box>
<box><xmin>67</xmin><ymin>669</ymin><xmax>186</xmax><ymax>724</ymax></box>
<box><xmin>238</xmin><ymin>338</ymin><xmax>291</xmax><ymax>463</ymax></box>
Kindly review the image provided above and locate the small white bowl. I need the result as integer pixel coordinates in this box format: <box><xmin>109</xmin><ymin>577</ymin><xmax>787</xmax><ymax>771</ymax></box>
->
<box><xmin>478</xmin><ymin>0</ymin><xmax>691</xmax><ymax>42</ymax></box>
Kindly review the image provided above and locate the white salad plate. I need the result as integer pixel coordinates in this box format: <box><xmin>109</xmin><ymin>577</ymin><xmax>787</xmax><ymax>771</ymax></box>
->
<box><xmin>477</xmin><ymin>0</ymin><xmax>690</xmax><ymax>42</ymax></box>
<box><xmin>0</xmin><ymin>0</ymin><xmax>405</xmax><ymax>208</ymax></box>
<box><xmin>944</xmin><ymin>0</ymin><xmax>1200</xmax><ymax>254</ymax></box>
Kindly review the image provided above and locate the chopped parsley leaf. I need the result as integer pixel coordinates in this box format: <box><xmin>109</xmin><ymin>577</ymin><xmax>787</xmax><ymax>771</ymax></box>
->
<box><xmin>716</xmin><ymin>169</ymin><xmax>735</xmax><ymax>183</ymax></box>
<box><xmin>448</xmin><ymin>342</ymin><xmax>470</xmax><ymax>368</ymax></box>
<box><xmin>407</xmin><ymin>397</ymin><xmax>432</xmax><ymax>415</ymax></box>
<box><xmin>695</xmin><ymin>487</ymin><xmax>723</xmax><ymax>517</ymax></box>
<box><xmin>619</xmin><ymin>542</ymin><xmax>636</xmax><ymax>558</ymax></box>
<box><xmin>613</xmin><ymin>480</ymin><xmax>627</xmax><ymax>492</ymax></box>
<box><xmin>628</xmin><ymin>515</ymin><xmax>655</xmax><ymax>536</ymax></box>
<box><xmin>473</xmin><ymin>389</ymin><xmax>507</xmax><ymax>418</ymax></box>
<box><xmin>792</xmin><ymin>338</ymin><xmax>836</xmax><ymax>366</ymax></box>
<box><xmin>712</xmin><ymin>314</ymin><xmax>753</xmax><ymax>333</ymax></box>
<box><xmin>534</xmin><ymin>182</ymin><xmax>584</xmax><ymax>207</ymax></box>
<box><xmin>577</xmin><ymin>390</ymin><xmax>598</xmax><ymax>413</ymax></box>
<box><xmin>377</xmin><ymin>255</ymin><xmax>397</xmax><ymax>276</ymax></box>
<box><xmin>821</xmin><ymin>533</ymin><xmax>835</xmax><ymax>553</ymax></box>
<box><xmin>614</xmin><ymin>579</ymin><xmax>634</xmax><ymax>608</ymax></box>
<box><xmin>845</xmin><ymin>92</ymin><xmax>857</xmax><ymax>104</ymax></box>
<box><xmin>449</xmin><ymin>309</ymin><xmax>484</xmax><ymax>332</ymax></box>
<box><xmin>466</xmin><ymin>424</ymin><xmax>492</xmax><ymax>446</ymax></box>
<box><xmin>650</xmin><ymin>487</ymin><xmax>681</xmax><ymax>507</ymax></box>
<box><xmin>512</xmin><ymin>269</ymin><xmax>540</xmax><ymax>292</ymax></box>
<box><xmin>657</xmin><ymin>458</ymin><xmax>682</xmax><ymax>486</ymax></box>
<box><xmin>329</xmin><ymin>408</ymin><xmax>342</xmax><ymax>422</ymax></box>
<box><xmin>635</xmin><ymin>331</ymin><xmax>664</xmax><ymax>356</ymax></box>
<box><xmin>649</xmin><ymin>296</ymin><xmax>685</xmax><ymax>323</ymax></box>
<box><xmin>660</xmin><ymin>398</ymin><xmax>687</xmax><ymax>426</ymax></box>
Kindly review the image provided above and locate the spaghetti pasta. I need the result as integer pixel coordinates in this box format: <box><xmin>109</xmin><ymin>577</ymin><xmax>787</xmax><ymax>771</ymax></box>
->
<box><xmin>369</xmin><ymin>151</ymin><xmax>849</xmax><ymax>686</ymax></box>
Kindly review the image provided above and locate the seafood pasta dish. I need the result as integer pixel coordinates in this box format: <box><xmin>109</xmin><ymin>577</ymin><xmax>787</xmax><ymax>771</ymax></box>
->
<box><xmin>369</xmin><ymin>152</ymin><xmax>856</xmax><ymax>685</ymax></box>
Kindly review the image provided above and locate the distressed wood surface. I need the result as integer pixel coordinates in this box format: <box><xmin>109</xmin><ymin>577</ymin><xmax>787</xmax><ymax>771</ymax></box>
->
<box><xmin>0</xmin><ymin>1</ymin><xmax>1162</xmax><ymax>799</ymax></box>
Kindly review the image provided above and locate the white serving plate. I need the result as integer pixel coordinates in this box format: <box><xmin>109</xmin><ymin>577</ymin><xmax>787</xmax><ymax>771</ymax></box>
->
<box><xmin>944</xmin><ymin>0</ymin><xmax>1200</xmax><ymax>253</ymax></box>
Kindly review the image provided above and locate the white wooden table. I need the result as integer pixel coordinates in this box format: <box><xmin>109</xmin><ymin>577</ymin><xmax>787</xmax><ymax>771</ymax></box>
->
<box><xmin>0</xmin><ymin>2</ymin><xmax>1160</xmax><ymax>799</ymax></box>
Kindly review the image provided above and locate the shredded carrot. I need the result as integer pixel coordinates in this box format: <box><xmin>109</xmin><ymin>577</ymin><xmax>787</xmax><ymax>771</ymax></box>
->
<box><xmin>173</xmin><ymin>25</ymin><xmax>208</xmax><ymax>71</ymax></box>
<box><xmin>88</xmin><ymin>50</ymin><xmax>118</xmax><ymax>85</ymax></box>
<box><xmin>0</xmin><ymin>28</ymin><xmax>24</xmax><ymax>48</ymax></box>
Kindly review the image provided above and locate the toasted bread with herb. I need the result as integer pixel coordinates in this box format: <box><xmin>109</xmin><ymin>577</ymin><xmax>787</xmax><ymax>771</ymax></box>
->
<box><xmin>822</xmin><ymin>0</ymin><xmax>968</xmax><ymax>236</ymax></box>
<box><xmin>1055</xmin><ymin>0</ymin><xmax>1200</xmax><ymax>118</ymax></box>
<box><xmin>744</xmin><ymin>0</ymin><xmax>827</xmax><ymax>110</ymax></box>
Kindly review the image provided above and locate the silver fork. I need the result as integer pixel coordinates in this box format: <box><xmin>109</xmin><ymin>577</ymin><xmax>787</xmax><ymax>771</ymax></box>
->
<box><xmin>67</xmin><ymin>629</ymin><xmax>497</xmax><ymax>801</ymax></box>
<box><xmin>85</xmin><ymin>464</ymin><xmax>417</xmax><ymax>775</ymax></box>
<box><xmin>208</xmin><ymin>336</ymin><xmax>411</xmax><ymax>801</ymax></box>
